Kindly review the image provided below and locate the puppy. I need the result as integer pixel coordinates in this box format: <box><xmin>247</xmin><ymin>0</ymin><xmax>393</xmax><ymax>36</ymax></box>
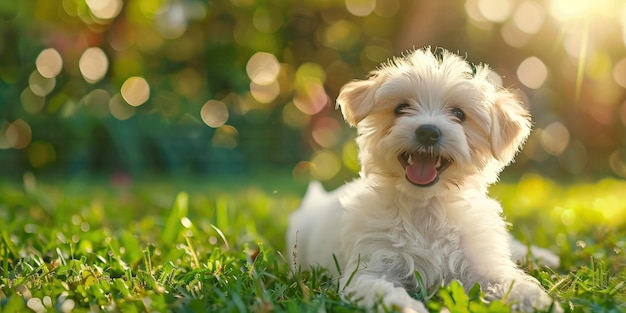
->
<box><xmin>287</xmin><ymin>48</ymin><xmax>561</xmax><ymax>312</ymax></box>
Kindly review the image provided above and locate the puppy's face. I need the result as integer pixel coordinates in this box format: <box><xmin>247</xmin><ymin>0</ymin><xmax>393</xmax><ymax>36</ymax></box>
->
<box><xmin>337</xmin><ymin>49</ymin><xmax>531</xmax><ymax>195</ymax></box>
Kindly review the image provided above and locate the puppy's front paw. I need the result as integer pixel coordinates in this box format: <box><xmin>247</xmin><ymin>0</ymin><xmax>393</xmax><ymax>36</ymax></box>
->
<box><xmin>506</xmin><ymin>280</ymin><xmax>562</xmax><ymax>313</ymax></box>
<box><xmin>380</xmin><ymin>287</ymin><xmax>428</xmax><ymax>313</ymax></box>
<box><xmin>346</xmin><ymin>276</ymin><xmax>429</xmax><ymax>313</ymax></box>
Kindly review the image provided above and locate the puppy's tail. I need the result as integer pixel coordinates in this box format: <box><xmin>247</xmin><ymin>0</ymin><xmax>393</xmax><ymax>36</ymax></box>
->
<box><xmin>299</xmin><ymin>180</ymin><xmax>347</xmax><ymax>210</ymax></box>
<box><xmin>287</xmin><ymin>181</ymin><xmax>332</xmax><ymax>270</ymax></box>
<box><xmin>288</xmin><ymin>180</ymin><xmax>344</xmax><ymax>273</ymax></box>
<box><xmin>300</xmin><ymin>180</ymin><xmax>328</xmax><ymax>208</ymax></box>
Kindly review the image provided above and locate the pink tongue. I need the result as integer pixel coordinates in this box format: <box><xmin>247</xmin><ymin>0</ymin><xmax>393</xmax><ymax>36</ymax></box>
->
<box><xmin>406</xmin><ymin>154</ymin><xmax>438</xmax><ymax>185</ymax></box>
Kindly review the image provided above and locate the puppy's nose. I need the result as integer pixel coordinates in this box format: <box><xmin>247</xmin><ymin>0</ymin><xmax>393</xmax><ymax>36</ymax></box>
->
<box><xmin>415</xmin><ymin>125</ymin><xmax>441</xmax><ymax>146</ymax></box>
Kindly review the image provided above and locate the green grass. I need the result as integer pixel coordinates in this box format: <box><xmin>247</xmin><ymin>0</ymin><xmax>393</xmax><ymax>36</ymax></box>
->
<box><xmin>1</xmin><ymin>173</ymin><xmax>625</xmax><ymax>312</ymax></box>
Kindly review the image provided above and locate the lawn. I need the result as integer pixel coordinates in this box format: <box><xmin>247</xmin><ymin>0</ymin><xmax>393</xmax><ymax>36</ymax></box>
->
<box><xmin>0</xmin><ymin>173</ymin><xmax>624</xmax><ymax>312</ymax></box>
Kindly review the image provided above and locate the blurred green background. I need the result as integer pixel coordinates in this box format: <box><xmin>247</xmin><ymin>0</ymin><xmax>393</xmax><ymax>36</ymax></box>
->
<box><xmin>1</xmin><ymin>0</ymin><xmax>626</xmax><ymax>184</ymax></box>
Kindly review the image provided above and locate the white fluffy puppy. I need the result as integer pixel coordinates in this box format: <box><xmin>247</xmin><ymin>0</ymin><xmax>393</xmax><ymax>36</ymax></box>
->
<box><xmin>287</xmin><ymin>48</ymin><xmax>561</xmax><ymax>312</ymax></box>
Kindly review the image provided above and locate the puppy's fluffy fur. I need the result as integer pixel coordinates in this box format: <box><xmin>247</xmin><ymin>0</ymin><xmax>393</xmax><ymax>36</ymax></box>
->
<box><xmin>287</xmin><ymin>48</ymin><xmax>561</xmax><ymax>312</ymax></box>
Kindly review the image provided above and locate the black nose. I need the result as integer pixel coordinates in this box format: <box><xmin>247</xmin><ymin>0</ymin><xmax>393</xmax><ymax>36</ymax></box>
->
<box><xmin>415</xmin><ymin>125</ymin><xmax>441</xmax><ymax>146</ymax></box>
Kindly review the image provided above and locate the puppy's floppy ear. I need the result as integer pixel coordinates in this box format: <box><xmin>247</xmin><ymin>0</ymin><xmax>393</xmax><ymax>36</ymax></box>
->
<box><xmin>490</xmin><ymin>90</ymin><xmax>532</xmax><ymax>164</ymax></box>
<box><xmin>336</xmin><ymin>77</ymin><xmax>379</xmax><ymax>126</ymax></box>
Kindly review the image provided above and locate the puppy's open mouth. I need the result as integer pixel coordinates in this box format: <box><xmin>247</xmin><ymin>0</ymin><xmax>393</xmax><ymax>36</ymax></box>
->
<box><xmin>398</xmin><ymin>152</ymin><xmax>452</xmax><ymax>187</ymax></box>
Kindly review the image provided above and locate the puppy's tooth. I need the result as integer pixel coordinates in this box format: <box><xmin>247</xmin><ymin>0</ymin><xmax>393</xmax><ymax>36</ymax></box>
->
<box><xmin>407</xmin><ymin>153</ymin><xmax>413</xmax><ymax>165</ymax></box>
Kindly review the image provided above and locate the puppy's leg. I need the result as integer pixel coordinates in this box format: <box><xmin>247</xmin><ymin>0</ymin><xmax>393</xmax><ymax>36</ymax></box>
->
<box><xmin>338</xmin><ymin>247</ymin><xmax>429</xmax><ymax>313</ymax></box>
<box><xmin>459</xmin><ymin>199</ymin><xmax>562</xmax><ymax>312</ymax></box>
<box><xmin>464</xmin><ymin>253</ymin><xmax>560</xmax><ymax>311</ymax></box>
<box><xmin>476</xmin><ymin>251</ymin><xmax>562</xmax><ymax>312</ymax></box>
<box><xmin>485</xmin><ymin>277</ymin><xmax>562</xmax><ymax>313</ymax></box>
<box><xmin>342</xmin><ymin>272</ymin><xmax>428</xmax><ymax>313</ymax></box>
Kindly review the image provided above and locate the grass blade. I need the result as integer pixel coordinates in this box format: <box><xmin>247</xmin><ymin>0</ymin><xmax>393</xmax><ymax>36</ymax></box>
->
<box><xmin>161</xmin><ymin>192</ymin><xmax>189</xmax><ymax>244</ymax></box>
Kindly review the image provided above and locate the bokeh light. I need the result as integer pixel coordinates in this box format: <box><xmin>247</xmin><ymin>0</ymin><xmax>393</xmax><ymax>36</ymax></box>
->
<box><xmin>201</xmin><ymin>100</ymin><xmax>229</xmax><ymax>128</ymax></box>
<box><xmin>513</xmin><ymin>1</ymin><xmax>545</xmax><ymax>34</ymax></box>
<box><xmin>293</xmin><ymin>82</ymin><xmax>328</xmax><ymax>115</ymax></box>
<box><xmin>35</xmin><ymin>48</ymin><xmax>63</xmax><ymax>78</ymax></box>
<box><xmin>2</xmin><ymin>0</ymin><xmax>626</xmax><ymax>181</ymax></box>
<box><xmin>212</xmin><ymin>125</ymin><xmax>239</xmax><ymax>149</ymax></box>
<box><xmin>83</xmin><ymin>89</ymin><xmax>111</xmax><ymax>118</ymax></box>
<box><xmin>120</xmin><ymin>77</ymin><xmax>150</xmax><ymax>107</ymax></box>
<box><xmin>345</xmin><ymin>0</ymin><xmax>376</xmax><ymax>17</ymax></box>
<box><xmin>322</xmin><ymin>20</ymin><xmax>360</xmax><ymax>51</ymax></box>
<box><xmin>311</xmin><ymin>150</ymin><xmax>341</xmax><ymax>180</ymax></box>
<box><xmin>501</xmin><ymin>21</ymin><xmax>530</xmax><ymax>48</ymax></box>
<box><xmin>79</xmin><ymin>47</ymin><xmax>109</xmax><ymax>84</ymax></box>
<box><xmin>312</xmin><ymin>117</ymin><xmax>341</xmax><ymax>148</ymax></box>
<box><xmin>562</xmin><ymin>30</ymin><xmax>587</xmax><ymax>59</ymax></box>
<box><xmin>246</xmin><ymin>52</ymin><xmax>281</xmax><ymax>86</ymax></box>
<box><xmin>28</xmin><ymin>71</ymin><xmax>55</xmax><ymax>97</ymax></box>
<box><xmin>21</xmin><ymin>88</ymin><xmax>45</xmax><ymax>114</ymax></box>
<box><xmin>477</xmin><ymin>0</ymin><xmax>512</xmax><ymax>23</ymax></box>
<box><xmin>5</xmin><ymin>119</ymin><xmax>32</xmax><ymax>150</ymax></box>
<box><xmin>517</xmin><ymin>56</ymin><xmax>548</xmax><ymax>89</ymax></box>
<box><xmin>294</xmin><ymin>63</ymin><xmax>328</xmax><ymax>115</ymax></box>
<box><xmin>86</xmin><ymin>0</ymin><xmax>123</xmax><ymax>20</ymax></box>
<box><xmin>540</xmin><ymin>122</ymin><xmax>570</xmax><ymax>156</ymax></box>
<box><xmin>250</xmin><ymin>81</ymin><xmax>280</xmax><ymax>104</ymax></box>
<box><xmin>465</xmin><ymin>0</ymin><xmax>488</xmax><ymax>23</ymax></box>
<box><xmin>296</xmin><ymin>63</ymin><xmax>326</xmax><ymax>87</ymax></box>
<box><xmin>109</xmin><ymin>93</ymin><xmax>135</xmax><ymax>121</ymax></box>
<box><xmin>155</xmin><ymin>2</ymin><xmax>189</xmax><ymax>39</ymax></box>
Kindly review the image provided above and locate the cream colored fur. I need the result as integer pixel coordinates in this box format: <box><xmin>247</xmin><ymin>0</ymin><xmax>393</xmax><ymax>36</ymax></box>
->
<box><xmin>287</xmin><ymin>48</ymin><xmax>561</xmax><ymax>312</ymax></box>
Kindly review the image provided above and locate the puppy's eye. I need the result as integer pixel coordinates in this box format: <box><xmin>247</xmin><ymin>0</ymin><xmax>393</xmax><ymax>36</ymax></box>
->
<box><xmin>451</xmin><ymin>108</ymin><xmax>466</xmax><ymax>122</ymax></box>
<box><xmin>394</xmin><ymin>103</ymin><xmax>411</xmax><ymax>116</ymax></box>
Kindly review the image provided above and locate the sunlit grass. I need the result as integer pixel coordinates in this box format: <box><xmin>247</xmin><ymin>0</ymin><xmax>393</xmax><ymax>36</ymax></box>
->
<box><xmin>0</xmin><ymin>174</ymin><xmax>624</xmax><ymax>312</ymax></box>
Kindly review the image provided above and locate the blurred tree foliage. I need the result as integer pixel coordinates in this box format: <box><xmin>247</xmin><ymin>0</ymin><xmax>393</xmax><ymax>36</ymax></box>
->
<box><xmin>1</xmin><ymin>0</ymin><xmax>626</xmax><ymax>182</ymax></box>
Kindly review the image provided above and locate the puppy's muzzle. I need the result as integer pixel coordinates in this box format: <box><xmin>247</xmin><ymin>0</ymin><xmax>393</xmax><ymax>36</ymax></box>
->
<box><xmin>415</xmin><ymin>125</ymin><xmax>441</xmax><ymax>146</ymax></box>
<box><xmin>398</xmin><ymin>124</ymin><xmax>452</xmax><ymax>187</ymax></box>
